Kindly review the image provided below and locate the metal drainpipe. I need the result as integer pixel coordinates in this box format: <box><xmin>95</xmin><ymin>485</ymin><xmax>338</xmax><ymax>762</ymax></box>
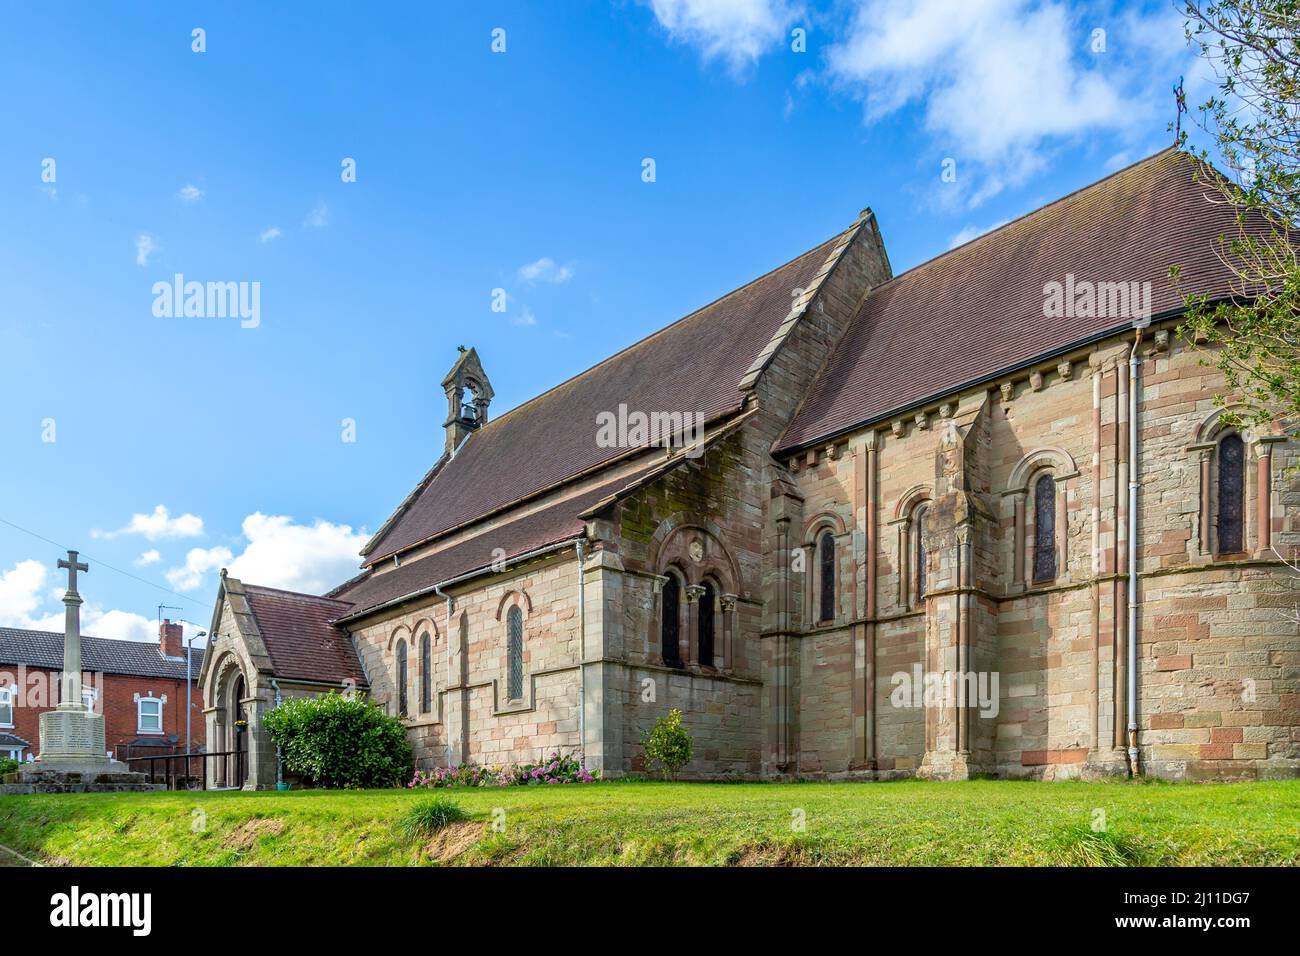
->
<box><xmin>270</xmin><ymin>678</ymin><xmax>284</xmax><ymax>789</ymax></box>
<box><xmin>577</xmin><ymin>539</ymin><xmax>586</xmax><ymax>770</ymax></box>
<box><xmin>1127</xmin><ymin>328</ymin><xmax>1143</xmax><ymax>772</ymax></box>
<box><xmin>435</xmin><ymin>584</ymin><xmax>453</xmax><ymax>769</ymax></box>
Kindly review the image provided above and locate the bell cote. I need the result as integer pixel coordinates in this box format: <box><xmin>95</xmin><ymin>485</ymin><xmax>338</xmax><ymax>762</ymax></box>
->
<box><xmin>442</xmin><ymin>346</ymin><xmax>494</xmax><ymax>455</ymax></box>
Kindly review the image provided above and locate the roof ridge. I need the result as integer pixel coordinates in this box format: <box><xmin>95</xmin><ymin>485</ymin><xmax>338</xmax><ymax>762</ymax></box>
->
<box><xmin>243</xmin><ymin>583</ymin><xmax>354</xmax><ymax>604</ymax></box>
<box><xmin>870</xmin><ymin>147</ymin><xmax>1183</xmax><ymax>295</ymax></box>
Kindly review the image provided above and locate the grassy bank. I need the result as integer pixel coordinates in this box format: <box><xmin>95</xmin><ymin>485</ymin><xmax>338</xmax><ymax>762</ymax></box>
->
<box><xmin>1</xmin><ymin>778</ymin><xmax>1296</xmax><ymax>866</ymax></box>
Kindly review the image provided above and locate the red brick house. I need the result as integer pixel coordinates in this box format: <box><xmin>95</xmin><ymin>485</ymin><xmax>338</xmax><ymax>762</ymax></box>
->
<box><xmin>0</xmin><ymin>619</ymin><xmax>205</xmax><ymax>762</ymax></box>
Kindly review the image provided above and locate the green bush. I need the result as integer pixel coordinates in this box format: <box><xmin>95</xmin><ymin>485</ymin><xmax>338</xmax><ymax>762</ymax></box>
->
<box><xmin>263</xmin><ymin>691</ymin><xmax>412</xmax><ymax>789</ymax></box>
<box><xmin>0</xmin><ymin>756</ymin><xmax>20</xmax><ymax>777</ymax></box>
<box><xmin>640</xmin><ymin>708</ymin><xmax>693</xmax><ymax>779</ymax></box>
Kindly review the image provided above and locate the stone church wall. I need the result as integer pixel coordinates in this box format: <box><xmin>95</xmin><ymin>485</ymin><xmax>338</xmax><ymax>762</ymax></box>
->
<box><xmin>349</xmin><ymin>551</ymin><xmax>582</xmax><ymax>771</ymax></box>
<box><xmin>601</xmin><ymin>433</ymin><xmax>766</xmax><ymax>778</ymax></box>
<box><xmin>777</xmin><ymin>324</ymin><xmax>1299</xmax><ymax>780</ymax></box>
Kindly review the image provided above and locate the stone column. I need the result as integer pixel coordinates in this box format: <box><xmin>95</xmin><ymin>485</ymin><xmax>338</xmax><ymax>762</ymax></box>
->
<box><xmin>1012</xmin><ymin>492</ymin><xmax>1026</xmax><ymax>587</ymax></box>
<box><xmin>582</xmin><ymin>549</ymin><xmax>625</xmax><ymax>778</ymax></box>
<box><xmin>720</xmin><ymin>593</ymin><xmax>738</xmax><ymax>673</ymax></box>
<box><xmin>1256</xmin><ymin>439</ymin><xmax>1277</xmax><ymax>555</ymax></box>
<box><xmin>856</xmin><ymin>431</ymin><xmax>879</xmax><ymax>770</ymax></box>
<box><xmin>685</xmin><ymin>584</ymin><xmax>704</xmax><ymax>666</ymax></box>
<box><xmin>1198</xmin><ymin>448</ymin><xmax>1212</xmax><ymax>554</ymax></box>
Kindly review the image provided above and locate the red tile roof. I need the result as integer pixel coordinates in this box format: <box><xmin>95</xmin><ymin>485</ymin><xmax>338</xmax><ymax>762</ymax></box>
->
<box><xmin>362</xmin><ymin>231</ymin><xmax>847</xmax><ymax>565</ymax></box>
<box><xmin>241</xmin><ymin>586</ymin><xmax>367</xmax><ymax>685</ymax></box>
<box><xmin>776</xmin><ymin>149</ymin><xmax>1259</xmax><ymax>452</ymax></box>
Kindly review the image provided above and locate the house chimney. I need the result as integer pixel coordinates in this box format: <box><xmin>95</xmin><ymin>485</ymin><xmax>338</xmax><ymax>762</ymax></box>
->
<box><xmin>441</xmin><ymin>346</ymin><xmax>494</xmax><ymax>456</ymax></box>
<box><xmin>160</xmin><ymin>618</ymin><xmax>184</xmax><ymax>658</ymax></box>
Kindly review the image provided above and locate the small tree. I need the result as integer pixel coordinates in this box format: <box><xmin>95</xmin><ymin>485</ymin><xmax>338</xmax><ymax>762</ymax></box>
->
<box><xmin>1174</xmin><ymin>1</ymin><xmax>1300</xmax><ymax>443</ymax></box>
<box><xmin>263</xmin><ymin>691</ymin><xmax>412</xmax><ymax>789</ymax></box>
<box><xmin>640</xmin><ymin>708</ymin><xmax>693</xmax><ymax>779</ymax></box>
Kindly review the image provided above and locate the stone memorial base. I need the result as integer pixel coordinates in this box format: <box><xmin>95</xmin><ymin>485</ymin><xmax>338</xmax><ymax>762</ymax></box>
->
<box><xmin>0</xmin><ymin>705</ymin><xmax>161</xmax><ymax>794</ymax></box>
<box><xmin>0</xmin><ymin>768</ymin><xmax>163</xmax><ymax>794</ymax></box>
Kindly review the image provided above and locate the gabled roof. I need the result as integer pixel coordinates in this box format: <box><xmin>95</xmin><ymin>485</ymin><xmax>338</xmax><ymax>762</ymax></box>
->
<box><xmin>239</xmin><ymin>586</ymin><xmax>366</xmax><ymax>686</ymax></box>
<box><xmin>362</xmin><ymin>226</ymin><xmax>859</xmax><ymax>565</ymax></box>
<box><xmin>777</xmin><ymin>149</ymin><xmax>1259</xmax><ymax>452</ymax></box>
<box><xmin>0</xmin><ymin>627</ymin><xmax>205</xmax><ymax>680</ymax></box>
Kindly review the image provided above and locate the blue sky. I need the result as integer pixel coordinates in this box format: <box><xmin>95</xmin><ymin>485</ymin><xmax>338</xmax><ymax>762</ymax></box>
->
<box><xmin>0</xmin><ymin>1</ymin><xmax>1211</xmax><ymax>643</ymax></box>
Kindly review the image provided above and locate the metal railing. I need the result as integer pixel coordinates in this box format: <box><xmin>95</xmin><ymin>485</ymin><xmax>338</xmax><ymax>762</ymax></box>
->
<box><xmin>125</xmin><ymin>750</ymin><xmax>246</xmax><ymax>790</ymax></box>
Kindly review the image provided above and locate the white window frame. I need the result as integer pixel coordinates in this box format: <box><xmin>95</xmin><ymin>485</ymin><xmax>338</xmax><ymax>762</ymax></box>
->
<box><xmin>0</xmin><ymin>687</ymin><xmax>13</xmax><ymax>728</ymax></box>
<box><xmin>136</xmin><ymin>695</ymin><xmax>164</xmax><ymax>734</ymax></box>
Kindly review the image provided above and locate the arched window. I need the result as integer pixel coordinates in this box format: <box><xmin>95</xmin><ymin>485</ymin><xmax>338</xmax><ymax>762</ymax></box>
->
<box><xmin>661</xmin><ymin>572</ymin><xmax>682</xmax><ymax>667</ymax></box>
<box><xmin>419</xmin><ymin>632</ymin><xmax>431</xmax><ymax>714</ymax></box>
<box><xmin>395</xmin><ymin>640</ymin><xmax>408</xmax><ymax>718</ymax></box>
<box><xmin>1217</xmin><ymin>432</ymin><xmax>1245</xmax><ymax>554</ymax></box>
<box><xmin>818</xmin><ymin>531</ymin><xmax>835</xmax><ymax>623</ymax></box>
<box><xmin>506</xmin><ymin>605</ymin><xmax>524</xmax><ymax>701</ymax></box>
<box><xmin>698</xmin><ymin>580</ymin><xmax>716</xmax><ymax>667</ymax></box>
<box><xmin>1033</xmin><ymin>473</ymin><xmax>1057</xmax><ymax>583</ymax></box>
<box><xmin>915</xmin><ymin>504</ymin><xmax>928</xmax><ymax>604</ymax></box>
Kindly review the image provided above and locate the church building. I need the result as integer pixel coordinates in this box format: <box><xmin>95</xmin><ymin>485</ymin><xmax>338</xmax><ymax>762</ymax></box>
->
<box><xmin>201</xmin><ymin>149</ymin><xmax>1299</xmax><ymax>788</ymax></box>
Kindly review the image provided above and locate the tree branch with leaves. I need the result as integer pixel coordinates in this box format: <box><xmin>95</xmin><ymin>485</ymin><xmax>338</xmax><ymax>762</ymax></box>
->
<box><xmin>1173</xmin><ymin>0</ymin><xmax>1300</xmax><ymax>442</ymax></box>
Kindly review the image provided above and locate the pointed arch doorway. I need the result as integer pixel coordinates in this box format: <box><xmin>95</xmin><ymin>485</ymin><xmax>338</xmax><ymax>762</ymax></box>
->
<box><xmin>229</xmin><ymin>672</ymin><xmax>249</xmax><ymax>788</ymax></box>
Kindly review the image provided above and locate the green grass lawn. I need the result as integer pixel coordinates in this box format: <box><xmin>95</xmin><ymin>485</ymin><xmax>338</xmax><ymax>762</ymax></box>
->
<box><xmin>1</xmin><ymin>778</ymin><xmax>1296</xmax><ymax>867</ymax></box>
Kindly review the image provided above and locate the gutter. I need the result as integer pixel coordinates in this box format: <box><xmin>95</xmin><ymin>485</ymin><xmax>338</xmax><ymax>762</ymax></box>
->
<box><xmin>577</xmin><ymin>539</ymin><xmax>586</xmax><ymax>770</ymax></box>
<box><xmin>435</xmin><ymin>581</ymin><xmax>454</xmax><ymax>769</ymax></box>
<box><xmin>1127</xmin><ymin>325</ymin><xmax>1144</xmax><ymax>773</ymax></box>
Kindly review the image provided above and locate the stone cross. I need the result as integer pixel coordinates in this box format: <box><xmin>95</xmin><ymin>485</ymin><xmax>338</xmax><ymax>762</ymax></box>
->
<box><xmin>56</xmin><ymin>550</ymin><xmax>88</xmax><ymax>709</ymax></box>
<box><xmin>58</xmin><ymin>550</ymin><xmax>88</xmax><ymax>594</ymax></box>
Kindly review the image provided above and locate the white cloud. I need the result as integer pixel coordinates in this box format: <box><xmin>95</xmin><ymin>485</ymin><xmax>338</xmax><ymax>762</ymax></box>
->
<box><xmin>220</xmin><ymin>513</ymin><xmax>368</xmax><ymax>595</ymax></box>
<box><xmin>165</xmin><ymin>546</ymin><xmax>233</xmax><ymax>592</ymax></box>
<box><xmin>303</xmin><ymin>201</ymin><xmax>329</xmax><ymax>229</ymax></box>
<box><xmin>81</xmin><ymin>608</ymin><xmax>157</xmax><ymax>643</ymax></box>
<box><xmin>135</xmin><ymin>233</ymin><xmax>158</xmax><ymax>266</ymax></box>
<box><xmin>826</xmin><ymin>0</ymin><xmax>1195</xmax><ymax>205</ymax></box>
<box><xmin>518</xmin><ymin>257</ymin><xmax>575</xmax><ymax>284</ymax></box>
<box><xmin>178</xmin><ymin>183</ymin><xmax>204</xmax><ymax>203</ymax></box>
<box><xmin>512</xmin><ymin>306</ymin><xmax>538</xmax><ymax>327</ymax></box>
<box><xmin>645</xmin><ymin>0</ymin><xmax>803</xmax><ymax>73</ymax></box>
<box><xmin>259</xmin><ymin>226</ymin><xmax>282</xmax><ymax>243</ymax></box>
<box><xmin>0</xmin><ymin>559</ymin><xmax>47</xmax><ymax>623</ymax></box>
<box><xmin>134</xmin><ymin>549</ymin><xmax>161</xmax><ymax>567</ymax></box>
<box><xmin>0</xmin><ymin>559</ymin><xmax>159</xmax><ymax>643</ymax></box>
<box><xmin>93</xmin><ymin>504</ymin><xmax>204</xmax><ymax>541</ymax></box>
<box><xmin>948</xmin><ymin>217</ymin><xmax>1011</xmax><ymax>249</ymax></box>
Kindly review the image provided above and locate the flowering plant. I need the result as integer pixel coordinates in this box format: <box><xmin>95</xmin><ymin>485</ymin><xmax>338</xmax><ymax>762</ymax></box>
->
<box><xmin>409</xmin><ymin>751</ymin><xmax>597</xmax><ymax>789</ymax></box>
